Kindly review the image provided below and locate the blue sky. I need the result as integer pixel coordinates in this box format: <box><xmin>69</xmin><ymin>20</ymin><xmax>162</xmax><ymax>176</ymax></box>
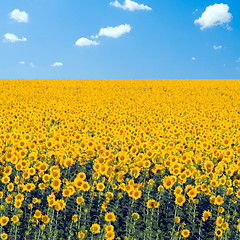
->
<box><xmin>0</xmin><ymin>0</ymin><xmax>240</xmax><ymax>79</ymax></box>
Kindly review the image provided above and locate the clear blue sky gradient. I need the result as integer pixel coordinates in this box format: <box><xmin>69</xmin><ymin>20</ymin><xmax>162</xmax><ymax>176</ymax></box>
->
<box><xmin>0</xmin><ymin>0</ymin><xmax>240</xmax><ymax>79</ymax></box>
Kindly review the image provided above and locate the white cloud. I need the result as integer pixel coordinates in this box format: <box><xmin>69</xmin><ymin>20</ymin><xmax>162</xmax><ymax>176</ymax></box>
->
<box><xmin>51</xmin><ymin>62</ymin><xmax>63</xmax><ymax>67</ymax></box>
<box><xmin>194</xmin><ymin>4</ymin><xmax>232</xmax><ymax>30</ymax></box>
<box><xmin>90</xmin><ymin>35</ymin><xmax>98</xmax><ymax>39</ymax></box>
<box><xmin>193</xmin><ymin>9</ymin><xmax>198</xmax><ymax>14</ymax></box>
<box><xmin>75</xmin><ymin>37</ymin><xmax>99</xmax><ymax>47</ymax></box>
<box><xmin>9</xmin><ymin>9</ymin><xmax>28</xmax><ymax>23</ymax></box>
<box><xmin>110</xmin><ymin>0</ymin><xmax>151</xmax><ymax>11</ymax></box>
<box><xmin>213</xmin><ymin>45</ymin><xmax>222</xmax><ymax>50</ymax></box>
<box><xmin>18</xmin><ymin>61</ymin><xmax>25</xmax><ymax>64</ymax></box>
<box><xmin>192</xmin><ymin>57</ymin><xmax>196</xmax><ymax>60</ymax></box>
<box><xmin>29</xmin><ymin>62</ymin><xmax>35</xmax><ymax>67</ymax></box>
<box><xmin>226</xmin><ymin>24</ymin><xmax>232</xmax><ymax>31</ymax></box>
<box><xmin>98</xmin><ymin>24</ymin><xmax>132</xmax><ymax>38</ymax></box>
<box><xmin>236</xmin><ymin>57</ymin><xmax>240</xmax><ymax>63</ymax></box>
<box><xmin>3</xmin><ymin>33</ymin><xmax>27</xmax><ymax>43</ymax></box>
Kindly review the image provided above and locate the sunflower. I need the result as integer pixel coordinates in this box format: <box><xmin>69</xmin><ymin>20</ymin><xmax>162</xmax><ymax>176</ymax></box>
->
<box><xmin>34</xmin><ymin>210</ymin><xmax>42</xmax><ymax>219</ymax></box>
<box><xmin>90</xmin><ymin>223</ymin><xmax>100</xmax><ymax>234</ymax></box>
<box><xmin>25</xmin><ymin>183</ymin><xmax>35</xmax><ymax>192</ymax></box>
<box><xmin>0</xmin><ymin>216</ymin><xmax>9</xmax><ymax>227</ymax></box>
<box><xmin>218</xmin><ymin>207</ymin><xmax>224</xmax><ymax>214</ymax></box>
<box><xmin>175</xmin><ymin>194</ymin><xmax>186</xmax><ymax>207</ymax></box>
<box><xmin>74</xmin><ymin>178</ymin><xmax>83</xmax><ymax>190</ymax></box>
<box><xmin>72</xmin><ymin>214</ymin><xmax>78</xmax><ymax>222</ymax></box>
<box><xmin>147</xmin><ymin>199</ymin><xmax>155</xmax><ymax>208</ymax></box>
<box><xmin>215</xmin><ymin>195</ymin><xmax>224</xmax><ymax>206</ymax></box>
<box><xmin>42</xmin><ymin>174</ymin><xmax>51</xmax><ymax>183</ymax></box>
<box><xmin>104</xmin><ymin>224</ymin><xmax>114</xmax><ymax>232</ymax></box>
<box><xmin>131</xmin><ymin>213</ymin><xmax>140</xmax><ymax>221</ymax></box>
<box><xmin>215</xmin><ymin>228</ymin><xmax>223</xmax><ymax>237</ymax></box>
<box><xmin>7</xmin><ymin>183</ymin><xmax>14</xmax><ymax>192</ymax></box>
<box><xmin>27</xmin><ymin>167</ymin><xmax>35</xmax><ymax>176</ymax></box>
<box><xmin>0</xmin><ymin>232</ymin><xmax>8</xmax><ymax>240</ymax></box>
<box><xmin>174</xmin><ymin>186</ymin><xmax>183</xmax><ymax>195</ymax></box>
<box><xmin>209</xmin><ymin>196</ymin><xmax>216</xmax><ymax>204</ymax></box>
<box><xmin>5</xmin><ymin>195</ymin><xmax>12</xmax><ymax>204</ymax></box>
<box><xmin>3</xmin><ymin>166</ymin><xmax>12</xmax><ymax>176</ymax></box>
<box><xmin>174</xmin><ymin>216</ymin><xmax>180</xmax><ymax>223</ymax></box>
<box><xmin>15</xmin><ymin>193</ymin><xmax>24</xmax><ymax>202</ymax></box>
<box><xmin>15</xmin><ymin>163</ymin><xmax>23</xmax><ymax>171</ymax></box>
<box><xmin>14</xmin><ymin>176</ymin><xmax>20</xmax><ymax>184</ymax></box>
<box><xmin>77</xmin><ymin>172</ymin><xmax>86</xmax><ymax>181</ymax></box>
<box><xmin>181</xmin><ymin>229</ymin><xmax>190</xmax><ymax>238</ymax></box>
<box><xmin>216</xmin><ymin>216</ymin><xmax>224</xmax><ymax>227</ymax></box>
<box><xmin>227</xmin><ymin>187</ymin><xmax>233</xmax><ymax>196</ymax></box>
<box><xmin>48</xmin><ymin>199</ymin><xmax>55</xmax><ymax>208</ymax></box>
<box><xmin>33</xmin><ymin>176</ymin><xmax>39</xmax><ymax>182</ymax></box>
<box><xmin>105</xmin><ymin>192</ymin><xmax>114</xmax><ymax>201</ymax></box>
<box><xmin>158</xmin><ymin>185</ymin><xmax>164</xmax><ymax>192</ymax></box>
<box><xmin>153</xmin><ymin>201</ymin><xmax>160</xmax><ymax>208</ymax></box>
<box><xmin>51</xmin><ymin>178</ymin><xmax>61</xmax><ymax>191</ymax></box>
<box><xmin>76</xmin><ymin>196</ymin><xmax>84</xmax><ymax>205</ymax></box>
<box><xmin>1</xmin><ymin>176</ymin><xmax>10</xmax><ymax>185</ymax></box>
<box><xmin>187</xmin><ymin>188</ymin><xmax>197</xmax><ymax>199</ymax></box>
<box><xmin>202</xmin><ymin>210</ymin><xmax>211</xmax><ymax>221</ymax></box>
<box><xmin>132</xmin><ymin>190</ymin><xmax>142</xmax><ymax>200</ymax></box>
<box><xmin>222</xmin><ymin>222</ymin><xmax>229</xmax><ymax>230</ymax></box>
<box><xmin>96</xmin><ymin>183</ymin><xmax>105</xmax><ymax>192</ymax></box>
<box><xmin>55</xmin><ymin>199</ymin><xmax>66</xmax><ymax>211</ymax></box>
<box><xmin>105</xmin><ymin>212</ymin><xmax>116</xmax><ymax>222</ymax></box>
<box><xmin>162</xmin><ymin>175</ymin><xmax>175</xmax><ymax>189</ymax></box>
<box><xmin>81</xmin><ymin>181</ymin><xmax>90</xmax><ymax>192</ymax></box>
<box><xmin>78</xmin><ymin>230</ymin><xmax>87</xmax><ymax>239</ymax></box>
<box><xmin>50</xmin><ymin>170</ymin><xmax>61</xmax><ymax>179</ymax></box>
<box><xmin>32</xmin><ymin>198</ymin><xmax>39</xmax><ymax>204</ymax></box>
<box><xmin>236</xmin><ymin>189</ymin><xmax>240</xmax><ymax>199</ymax></box>
<box><xmin>62</xmin><ymin>188</ymin><xmax>71</xmax><ymax>197</ymax></box>
<box><xmin>99</xmin><ymin>165</ymin><xmax>107</xmax><ymax>175</ymax></box>
<box><xmin>11</xmin><ymin>215</ymin><xmax>19</xmax><ymax>223</ymax></box>
<box><xmin>40</xmin><ymin>224</ymin><xmax>45</xmax><ymax>230</ymax></box>
<box><xmin>42</xmin><ymin>215</ymin><xmax>50</xmax><ymax>224</ymax></box>
<box><xmin>22</xmin><ymin>171</ymin><xmax>30</xmax><ymax>180</ymax></box>
<box><xmin>105</xmin><ymin>231</ymin><xmax>115</xmax><ymax>240</ymax></box>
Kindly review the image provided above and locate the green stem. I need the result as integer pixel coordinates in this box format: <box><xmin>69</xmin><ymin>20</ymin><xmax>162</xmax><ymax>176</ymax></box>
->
<box><xmin>170</xmin><ymin>205</ymin><xmax>178</xmax><ymax>240</ymax></box>
<box><xmin>67</xmin><ymin>220</ymin><xmax>73</xmax><ymax>240</ymax></box>
<box><xmin>192</xmin><ymin>200</ymin><xmax>197</xmax><ymax>224</ymax></box>
<box><xmin>14</xmin><ymin>224</ymin><xmax>18</xmax><ymax>240</ymax></box>
<box><xmin>77</xmin><ymin>206</ymin><xmax>82</xmax><ymax>231</ymax></box>
<box><xmin>198</xmin><ymin>221</ymin><xmax>203</xmax><ymax>240</ymax></box>
<box><xmin>49</xmin><ymin>208</ymin><xmax>55</xmax><ymax>238</ymax></box>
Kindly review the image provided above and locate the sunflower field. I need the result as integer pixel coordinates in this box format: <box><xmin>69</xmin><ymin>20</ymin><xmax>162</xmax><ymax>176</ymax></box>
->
<box><xmin>0</xmin><ymin>80</ymin><xmax>240</xmax><ymax>240</ymax></box>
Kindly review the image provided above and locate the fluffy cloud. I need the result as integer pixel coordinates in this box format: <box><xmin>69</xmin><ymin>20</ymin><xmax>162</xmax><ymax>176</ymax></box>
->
<box><xmin>51</xmin><ymin>62</ymin><xmax>63</xmax><ymax>67</ymax></box>
<box><xmin>194</xmin><ymin>4</ymin><xmax>232</xmax><ymax>30</ymax></box>
<box><xmin>236</xmin><ymin>57</ymin><xmax>240</xmax><ymax>63</ymax></box>
<box><xmin>29</xmin><ymin>62</ymin><xmax>35</xmax><ymax>67</ymax></box>
<box><xmin>3</xmin><ymin>33</ymin><xmax>27</xmax><ymax>43</ymax></box>
<box><xmin>213</xmin><ymin>45</ymin><xmax>222</xmax><ymax>50</ymax></box>
<box><xmin>110</xmin><ymin>0</ymin><xmax>151</xmax><ymax>11</ymax></box>
<box><xmin>18</xmin><ymin>61</ymin><xmax>25</xmax><ymax>64</ymax></box>
<box><xmin>9</xmin><ymin>9</ymin><xmax>29</xmax><ymax>23</ymax></box>
<box><xmin>192</xmin><ymin>57</ymin><xmax>196</xmax><ymax>60</ymax></box>
<box><xmin>193</xmin><ymin>9</ymin><xmax>198</xmax><ymax>14</ymax></box>
<box><xmin>98</xmin><ymin>24</ymin><xmax>132</xmax><ymax>38</ymax></box>
<box><xmin>75</xmin><ymin>38</ymin><xmax>99</xmax><ymax>47</ymax></box>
